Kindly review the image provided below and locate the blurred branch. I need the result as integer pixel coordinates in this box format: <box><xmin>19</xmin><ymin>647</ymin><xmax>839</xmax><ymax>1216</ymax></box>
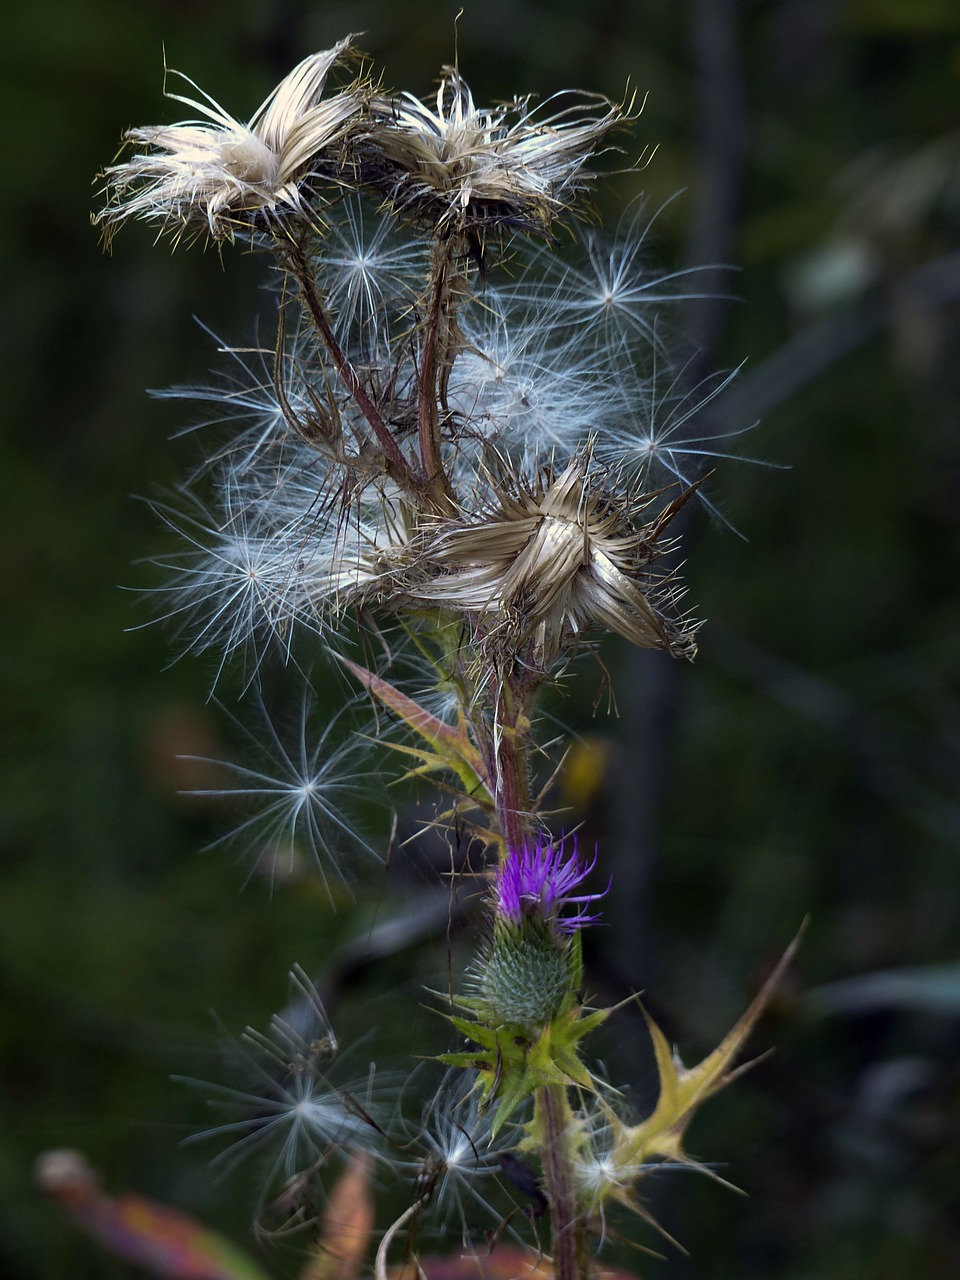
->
<box><xmin>805</xmin><ymin>962</ymin><xmax>960</xmax><ymax>1018</ymax></box>
<box><xmin>717</xmin><ymin>248</ymin><xmax>960</xmax><ymax>428</ymax></box>
<box><xmin>608</xmin><ymin>0</ymin><xmax>749</xmax><ymax>1004</ymax></box>
<box><xmin>684</xmin><ymin>0</ymin><xmax>749</xmax><ymax>353</ymax></box>
<box><xmin>711</xmin><ymin>625</ymin><xmax>960</xmax><ymax>849</ymax></box>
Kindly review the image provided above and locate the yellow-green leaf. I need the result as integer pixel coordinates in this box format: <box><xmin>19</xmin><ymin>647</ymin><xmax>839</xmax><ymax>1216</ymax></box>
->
<box><xmin>612</xmin><ymin>930</ymin><xmax>802</xmax><ymax>1172</ymax></box>
<box><xmin>337</xmin><ymin>655</ymin><xmax>492</xmax><ymax>802</ymax></box>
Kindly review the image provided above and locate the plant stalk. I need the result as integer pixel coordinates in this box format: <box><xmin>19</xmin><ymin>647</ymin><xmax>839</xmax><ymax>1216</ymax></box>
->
<box><xmin>285</xmin><ymin>242</ymin><xmax>419</xmax><ymax>492</ymax></box>
<box><xmin>416</xmin><ymin>239</ymin><xmax>459</xmax><ymax>513</ymax></box>
<box><xmin>535</xmin><ymin>1083</ymin><xmax>588</xmax><ymax>1280</ymax></box>
<box><xmin>491</xmin><ymin>681</ymin><xmax>534</xmax><ymax>856</ymax></box>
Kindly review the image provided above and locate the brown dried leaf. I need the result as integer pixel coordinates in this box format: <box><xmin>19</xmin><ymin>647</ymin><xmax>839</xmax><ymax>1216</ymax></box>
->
<box><xmin>298</xmin><ymin>1153</ymin><xmax>375</xmax><ymax>1280</ymax></box>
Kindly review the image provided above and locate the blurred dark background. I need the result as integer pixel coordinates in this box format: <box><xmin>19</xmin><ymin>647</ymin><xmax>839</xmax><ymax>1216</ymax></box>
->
<box><xmin>3</xmin><ymin>1</ymin><xmax>960</xmax><ymax>1276</ymax></box>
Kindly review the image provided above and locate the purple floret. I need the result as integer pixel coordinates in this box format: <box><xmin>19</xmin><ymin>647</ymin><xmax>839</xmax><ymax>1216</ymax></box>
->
<box><xmin>495</xmin><ymin>835</ymin><xmax>608</xmax><ymax>933</ymax></box>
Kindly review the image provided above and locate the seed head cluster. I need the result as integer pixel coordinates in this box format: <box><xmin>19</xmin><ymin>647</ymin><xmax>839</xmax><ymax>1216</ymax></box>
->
<box><xmin>93</xmin><ymin>33</ymin><xmax>716</xmax><ymax>899</ymax></box>
<box><xmin>90</xmin><ymin>36</ymin><xmax>760</xmax><ymax>1269</ymax></box>
<box><xmin>356</xmin><ymin>68</ymin><xmax>630</xmax><ymax>239</ymax></box>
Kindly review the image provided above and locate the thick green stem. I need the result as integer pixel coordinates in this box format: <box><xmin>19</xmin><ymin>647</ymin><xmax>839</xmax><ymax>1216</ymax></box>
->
<box><xmin>535</xmin><ymin>1084</ymin><xmax>589</xmax><ymax>1280</ymax></box>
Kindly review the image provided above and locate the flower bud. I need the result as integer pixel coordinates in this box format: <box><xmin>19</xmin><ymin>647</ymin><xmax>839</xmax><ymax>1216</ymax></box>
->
<box><xmin>484</xmin><ymin>912</ymin><xmax>578</xmax><ymax>1027</ymax></box>
<box><xmin>478</xmin><ymin>837</ymin><xmax>607</xmax><ymax>1028</ymax></box>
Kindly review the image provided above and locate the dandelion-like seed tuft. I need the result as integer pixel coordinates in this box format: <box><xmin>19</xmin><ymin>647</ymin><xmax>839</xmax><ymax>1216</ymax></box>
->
<box><xmin>182</xmin><ymin>693</ymin><xmax>380</xmax><ymax>899</ymax></box>
<box><xmin>391</xmin><ymin>1069</ymin><xmax>521</xmax><ymax>1244</ymax></box>
<box><xmin>177</xmin><ymin>966</ymin><xmax>385</xmax><ymax>1211</ymax></box>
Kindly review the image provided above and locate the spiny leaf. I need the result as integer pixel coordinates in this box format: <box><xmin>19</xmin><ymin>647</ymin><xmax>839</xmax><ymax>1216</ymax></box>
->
<box><xmin>611</xmin><ymin>931</ymin><xmax>802</xmax><ymax>1174</ymax></box>
<box><xmin>490</xmin><ymin>1067</ymin><xmax>539</xmax><ymax>1137</ymax></box>
<box><xmin>445</xmin><ymin>1013</ymin><xmax>503</xmax><ymax>1050</ymax></box>
<box><xmin>440</xmin><ymin>994</ymin><xmax>611</xmax><ymax>1134</ymax></box>
<box><xmin>337</xmin><ymin>655</ymin><xmax>493</xmax><ymax>801</ymax></box>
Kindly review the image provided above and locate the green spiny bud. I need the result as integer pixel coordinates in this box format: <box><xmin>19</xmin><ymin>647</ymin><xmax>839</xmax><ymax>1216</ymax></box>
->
<box><xmin>481</xmin><ymin>914</ymin><xmax>578</xmax><ymax>1028</ymax></box>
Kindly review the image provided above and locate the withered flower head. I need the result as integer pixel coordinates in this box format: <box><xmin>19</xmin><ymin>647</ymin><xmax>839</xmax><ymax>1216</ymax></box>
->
<box><xmin>356</xmin><ymin>67</ymin><xmax>629</xmax><ymax>240</ymax></box>
<box><xmin>94</xmin><ymin>38</ymin><xmax>364</xmax><ymax>246</ymax></box>
<box><xmin>415</xmin><ymin>456</ymin><xmax>697</xmax><ymax>660</ymax></box>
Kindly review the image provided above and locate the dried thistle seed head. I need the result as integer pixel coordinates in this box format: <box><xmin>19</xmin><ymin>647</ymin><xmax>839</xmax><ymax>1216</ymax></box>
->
<box><xmin>95</xmin><ymin>38</ymin><xmax>365</xmax><ymax>247</ymax></box>
<box><xmin>354</xmin><ymin>67</ymin><xmax>629</xmax><ymax>240</ymax></box>
<box><xmin>415</xmin><ymin>456</ymin><xmax>697</xmax><ymax>659</ymax></box>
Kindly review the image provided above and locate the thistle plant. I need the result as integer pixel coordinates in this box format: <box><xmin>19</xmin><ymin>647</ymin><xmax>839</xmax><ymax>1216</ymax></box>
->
<box><xmin>80</xmin><ymin>35</ymin><xmax>796</xmax><ymax>1280</ymax></box>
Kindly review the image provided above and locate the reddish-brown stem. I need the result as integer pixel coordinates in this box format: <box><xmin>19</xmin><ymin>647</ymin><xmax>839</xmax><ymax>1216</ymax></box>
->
<box><xmin>536</xmin><ymin>1084</ymin><xmax>588</xmax><ymax>1280</ymax></box>
<box><xmin>496</xmin><ymin>737</ymin><xmax>532</xmax><ymax>855</ymax></box>
<box><xmin>285</xmin><ymin>243</ymin><xmax>419</xmax><ymax>491</ymax></box>
<box><xmin>491</xmin><ymin>680</ymin><xmax>535</xmax><ymax>856</ymax></box>
<box><xmin>416</xmin><ymin>241</ymin><xmax>458</xmax><ymax>514</ymax></box>
<box><xmin>417</xmin><ymin>312</ymin><xmax>443</xmax><ymax>481</ymax></box>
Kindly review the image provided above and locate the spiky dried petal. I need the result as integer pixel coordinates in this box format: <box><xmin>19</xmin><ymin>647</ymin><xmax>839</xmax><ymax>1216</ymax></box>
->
<box><xmin>414</xmin><ymin>457</ymin><xmax>697</xmax><ymax>660</ymax></box>
<box><xmin>95</xmin><ymin>38</ymin><xmax>365</xmax><ymax>246</ymax></box>
<box><xmin>353</xmin><ymin>68</ymin><xmax>629</xmax><ymax>239</ymax></box>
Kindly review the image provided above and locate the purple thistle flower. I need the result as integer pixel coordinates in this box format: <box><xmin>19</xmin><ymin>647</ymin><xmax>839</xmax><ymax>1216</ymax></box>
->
<box><xmin>495</xmin><ymin>835</ymin><xmax>607</xmax><ymax>934</ymax></box>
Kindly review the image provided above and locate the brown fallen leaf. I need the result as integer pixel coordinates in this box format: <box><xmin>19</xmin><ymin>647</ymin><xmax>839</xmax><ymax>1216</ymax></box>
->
<box><xmin>391</xmin><ymin>1246</ymin><xmax>639</xmax><ymax>1280</ymax></box>
<box><xmin>298</xmin><ymin>1152</ymin><xmax>375</xmax><ymax>1280</ymax></box>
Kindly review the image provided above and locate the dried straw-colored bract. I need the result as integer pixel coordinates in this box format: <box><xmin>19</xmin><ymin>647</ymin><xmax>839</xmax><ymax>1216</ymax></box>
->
<box><xmin>94</xmin><ymin>38</ymin><xmax>366</xmax><ymax>246</ymax></box>
<box><xmin>415</xmin><ymin>455</ymin><xmax>697</xmax><ymax>663</ymax></box>
<box><xmin>352</xmin><ymin>68</ymin><xmax>632</xmax><ymax>240</ymax></box>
